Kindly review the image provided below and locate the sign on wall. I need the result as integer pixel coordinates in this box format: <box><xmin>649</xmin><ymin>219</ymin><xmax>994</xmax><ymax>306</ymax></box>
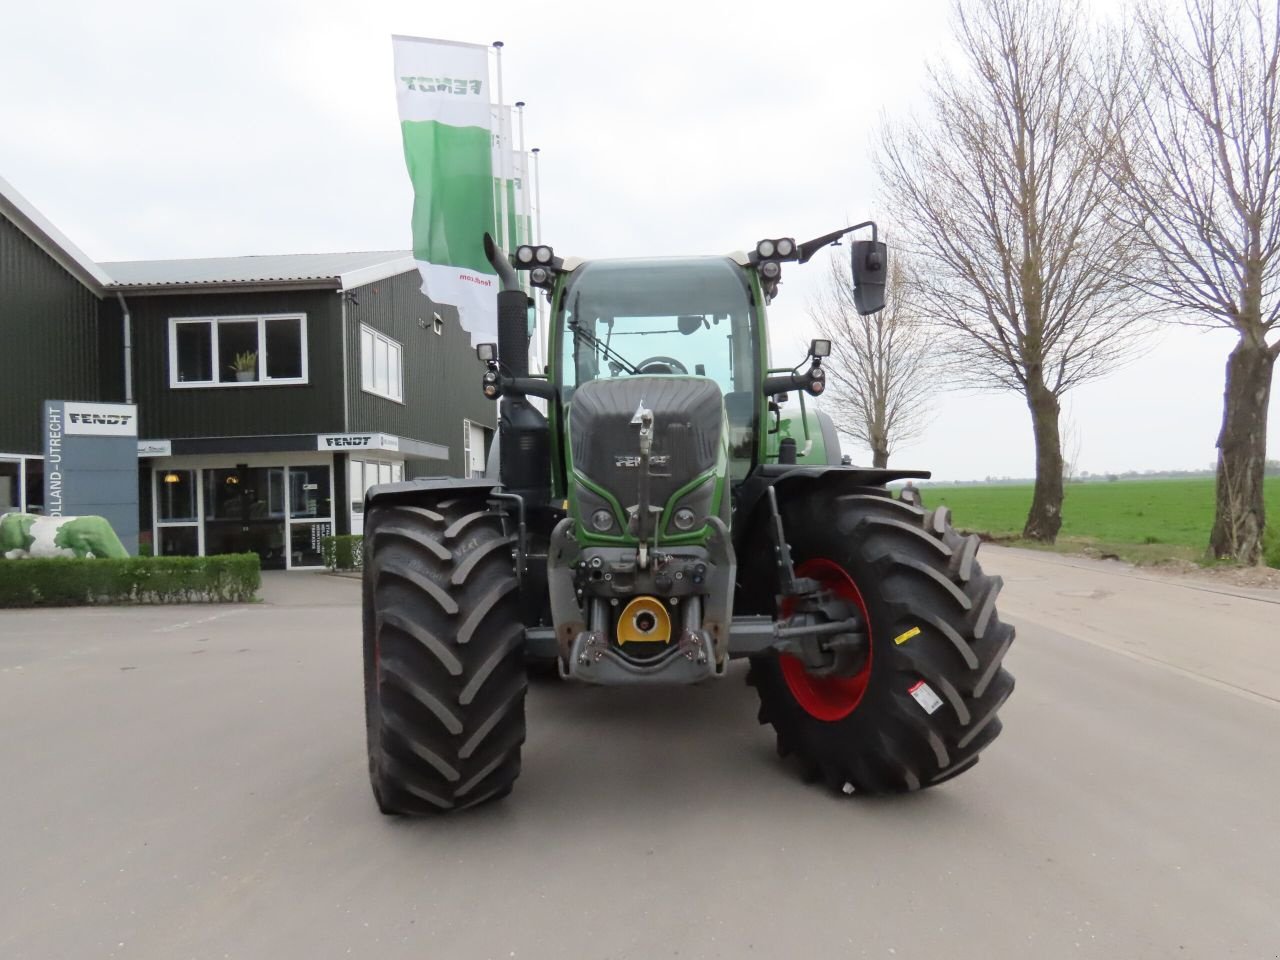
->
<box><xmin>43</xmin><ymin>400</ymin><xmax>140</xmax><ymax>555</ymax></box>
<box><xmin>317</xmin><ymin>433</ymin><xmax>400</xmax><ymax>452</ymax></box>
<box><xmin>137</xmin><ymin>439</ymin><xmax>172</xmax><ymax>457</ymax></box>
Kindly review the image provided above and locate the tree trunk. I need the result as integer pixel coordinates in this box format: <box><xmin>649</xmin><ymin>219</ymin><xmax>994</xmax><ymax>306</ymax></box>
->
<box><xmin>1208</xmin><ymin>336</ymin><xmax>1277</xmax><ymax>564</ymax></box>
<box><xmin>872</xmin><ymin>446</ymin><xmax>889</xmax><ymax>468</ymax></box>
<box><xmin>1023</xmin><ymin>382</ymin><xmax>1064</xmax><ymax>542</ymax></box>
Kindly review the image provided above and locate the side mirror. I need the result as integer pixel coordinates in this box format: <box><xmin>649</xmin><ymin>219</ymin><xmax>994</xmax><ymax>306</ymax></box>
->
<box><xmin>677</xmin><ymin>315</ymin><xmax>706</xmax><ymax>335</ymax></box>
<box><xmin>850</xmin><ymin>240</ymin><xmax>888</xmax><ymax>315</ymax></box>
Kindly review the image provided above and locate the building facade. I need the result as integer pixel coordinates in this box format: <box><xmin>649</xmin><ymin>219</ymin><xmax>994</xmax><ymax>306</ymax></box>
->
<box><xmin>1</xmin><ymin>176</ymin><xmax>494</xmax><ymax>569</ymax></box>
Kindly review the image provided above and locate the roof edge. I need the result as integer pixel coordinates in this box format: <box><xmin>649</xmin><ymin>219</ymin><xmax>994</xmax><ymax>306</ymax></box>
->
<box><xmin>339</xmin><ymin>256</ymin><xmax>419</xmax><ymax>291</ymax></box>
<box><xmin>106</xmin><ymin>278</ymin><xmax>342</xmax><ymax>296</ymax></box>
<box><xmin>0</xmin><ymin>175</ymin><xmax>112</xmax><ymax>296</ymax></box>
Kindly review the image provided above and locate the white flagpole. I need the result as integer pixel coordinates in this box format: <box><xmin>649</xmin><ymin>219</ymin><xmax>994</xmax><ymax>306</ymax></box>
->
<box><xmin>492</xmin><ymin>41</ymin><xmax>511</xmax><ymax>253</ymax></box>
<box><xmin>514</xmin><ymin>100</ymin><xmax>528</xmax><ymax>248</ymax></box>
<box><xmin>531</xmin><ymin>146</ymin><xmax>543</xmax><ymax>245</ymax></box>
<box><xmin>530</xmin><ymin>145</ymin><xmax>546</xmax><ymax>362</ymax></box>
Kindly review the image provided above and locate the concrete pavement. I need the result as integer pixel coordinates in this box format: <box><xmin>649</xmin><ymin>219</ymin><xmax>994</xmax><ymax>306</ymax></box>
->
<box><xmin>0</xmin><ymin>551</ymin><xmax>1277</xmax><ymax>959</ymax></box>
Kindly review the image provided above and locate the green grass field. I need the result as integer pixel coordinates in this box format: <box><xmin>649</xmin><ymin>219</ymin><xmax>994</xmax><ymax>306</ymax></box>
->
<box><xmin>924</xmin><ymin>477</ymin><xmax>1280</xmax><ymax>568</ymax></box>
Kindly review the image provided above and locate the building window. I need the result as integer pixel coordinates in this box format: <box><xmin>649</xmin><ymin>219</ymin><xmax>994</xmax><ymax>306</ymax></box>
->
<box><xmin>462</xmin><ymin>420</ymin><xmax>489</xmax><ymax>478</ymax></box>
<box><xmin>168</xmin><ymin>314</ymin><xmax>308</xmax><ymax>388</ymax></box>
<box><xmin>433</xmin><ymin>312</ymin><xmax>444</xmax><ymax>335</ymax></box>
<box><xmin>360</xmin><ymin>325</ymin><xmax>403</xmax><ymax>402</ymax></box>
<box><xmin>0</xmin><ymin>459</ymin><xmax>19</xmax><ymax>511</ymax></box>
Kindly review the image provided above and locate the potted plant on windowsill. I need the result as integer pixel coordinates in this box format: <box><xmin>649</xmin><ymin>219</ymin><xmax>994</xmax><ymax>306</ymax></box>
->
<box><xmin>229</xmin><ymin>350</ymin><xmax>258</xmax><ymax>382</ymax></box>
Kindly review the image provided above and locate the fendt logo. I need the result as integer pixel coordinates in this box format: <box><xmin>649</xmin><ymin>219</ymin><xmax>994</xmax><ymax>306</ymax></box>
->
<box><xmin>62</xmin><ymin>402</ymin><xmax>138</xmax><ymax>436</ymax></box>
<box><xmin>69</xmin><ymin>413</ymin><xmax>133</xmax><ymax>427</ymax></box>
<box><xmin>615</xmin><ymin>455</ymin><xmax>671</xmax><ymax>468</ymax></box>
<box><xmin>326</xmin><ymin>436</ymin><xmax>372</xmax><ymax>447</ymax></box>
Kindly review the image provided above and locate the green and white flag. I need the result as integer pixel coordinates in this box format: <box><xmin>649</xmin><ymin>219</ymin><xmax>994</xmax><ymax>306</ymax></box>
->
<box><xmin>393</xmin><ymin>36</ymin><xmax>498</xmax><ymax>344</ymax></box>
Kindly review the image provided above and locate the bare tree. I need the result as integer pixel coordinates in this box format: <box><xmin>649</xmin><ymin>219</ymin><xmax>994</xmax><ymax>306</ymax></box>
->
<box><xmin>877</xmin><ymin>0</ymin><xmax>1148</xmax><ymax>541</ymax></box>
<box><xmin>1105</xmin><ymin>0</ymin><xmax>1280</xmax><ymax>564</ymax></box>
<box><xmin>811</xmin><ymin>253</ymin><xmax>932</xmax><ymax>467</ymax></box>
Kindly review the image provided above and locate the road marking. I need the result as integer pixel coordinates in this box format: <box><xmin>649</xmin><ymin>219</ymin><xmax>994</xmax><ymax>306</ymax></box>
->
<box><xmin>153</xmin><ymin>609</ymin><xmax>249</xmax><ymax>634</ymax></box>
<box><xmin>1004</xmin><ymin>605</ymin><xmax>1280</xmax><ymax>710</ymax></box>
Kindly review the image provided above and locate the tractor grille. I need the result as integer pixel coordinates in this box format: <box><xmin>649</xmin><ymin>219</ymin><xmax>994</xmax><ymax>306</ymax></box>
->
<box><xmin>569</xmin><ymin>377</ymin><xmax>723</xmax><ymax>510</ymax></box>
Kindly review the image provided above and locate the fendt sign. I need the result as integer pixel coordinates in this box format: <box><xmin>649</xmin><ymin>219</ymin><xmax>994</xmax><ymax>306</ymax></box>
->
<box><xmin>68</xmin><ymin>411</ymin><xmax>134</xmax><ymax>431</ymax></box>
<box><xmin>43</xmin><ymin>401</ymin><xmax>139</xmax><ymax>553</ymax></box>
<box><xmin>317</xmin><ymin>433</ymin><xmax>400</xmax><ymax>452</ymax></box>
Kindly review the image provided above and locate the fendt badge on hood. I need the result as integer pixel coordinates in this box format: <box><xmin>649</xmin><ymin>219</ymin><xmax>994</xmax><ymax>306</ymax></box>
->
<box><xmin>615</xmin><ymin>454</ymin><xmax>670</xmax><ymax>468</ymax></box>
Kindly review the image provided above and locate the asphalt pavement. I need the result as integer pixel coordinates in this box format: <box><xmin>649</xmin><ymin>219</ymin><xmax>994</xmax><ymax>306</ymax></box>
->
<box><xmin>1</xmin><ymin>548</ymin><xmax>1277</xmax><ymax>959</ymax></box>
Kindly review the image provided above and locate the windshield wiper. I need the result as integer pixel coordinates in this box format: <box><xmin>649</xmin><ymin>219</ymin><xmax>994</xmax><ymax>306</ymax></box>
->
<box><xmin>568</xmin><ymin>302</ymin><xmax>640</xmax><ymax>375</ymax></box>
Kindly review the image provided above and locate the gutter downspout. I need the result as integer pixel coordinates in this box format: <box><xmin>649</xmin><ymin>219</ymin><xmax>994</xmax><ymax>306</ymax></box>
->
<box><xmin>115</xmin><ymin>292</ymin><xmax>134</xmax><ymax>404</ymax></box>
<box><xmin>339</xmin><ymin>291</ymin><xmax>351</xmax><ymax>432</ymax></box>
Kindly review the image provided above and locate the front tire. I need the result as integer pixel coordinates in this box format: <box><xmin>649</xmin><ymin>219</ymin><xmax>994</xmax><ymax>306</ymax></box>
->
<box><xmin>363</xmin><ymin>498</ymin><xmax>527</xmax><ymax>814</ymax></box>
<box><xmin>746</xmin><ymin>489</ymin><xmax>1015</xmax><ymax>794</ymax></box>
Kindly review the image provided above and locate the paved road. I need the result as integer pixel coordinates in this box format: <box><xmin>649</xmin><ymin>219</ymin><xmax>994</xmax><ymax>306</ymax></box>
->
<box><xmin>1</xmin><ymin>549</ymin><xmax>1277</xmax><ymax>959</ymax></box>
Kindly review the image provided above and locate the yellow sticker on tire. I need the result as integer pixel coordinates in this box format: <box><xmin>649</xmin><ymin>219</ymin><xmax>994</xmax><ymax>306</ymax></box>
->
<box><xmin>893</xmin><ymin>626</ymin><xmax>921</xmax><ymax>645</ymax></box>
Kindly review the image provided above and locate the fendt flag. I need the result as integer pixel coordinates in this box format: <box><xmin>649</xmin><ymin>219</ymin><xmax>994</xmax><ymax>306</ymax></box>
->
<box><xmin>393</xmin><ymin>36</ymin><xmax>498</xmax><ymax>344</ymax></box>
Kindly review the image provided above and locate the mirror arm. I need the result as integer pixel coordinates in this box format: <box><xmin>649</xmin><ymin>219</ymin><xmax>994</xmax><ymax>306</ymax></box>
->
<box><xmin>481</xmin><ymin>361</ymin><xmax>558</xmax><ymax>401</ymax></box>
<box><xmin>797</xmin><ymin>220</ymin><xmax>878</xmax><ymax>264</ymax></box>
<box><xmin>762</xmin><ymin>359</ymin><xmax>826</xmax><ymax>398</ymax></box>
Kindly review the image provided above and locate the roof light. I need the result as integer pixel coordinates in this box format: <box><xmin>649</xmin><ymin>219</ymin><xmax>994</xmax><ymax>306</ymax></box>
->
<box><xmin>757</xmin><ymin>239</ymin><xmax>776</xmax><ymax>259</ymax></box>
<box><xmin>775</xmin><ymin>238</ymin><xmax>795</xmax><ymax>258</ymax></box>
<box><xmin>515</xmin><ymin>245</ymin><xmax>535</xmax><ymax>264</ymax></box>
<box><xmin>760</xmin><ymin>260</ymin><xmax>782</xmax><ymax>280</ymax></box>
<box><xmin>534</xmin><ymin>245</ymin><xmax>553</xmax><ymax>264</ymax></box>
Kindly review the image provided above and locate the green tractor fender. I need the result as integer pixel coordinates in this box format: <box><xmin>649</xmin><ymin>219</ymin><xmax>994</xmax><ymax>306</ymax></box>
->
<box><xmin>730</xmin><ymin>464</ymin><xmax>932</xmax><ymax>608</ymax></box>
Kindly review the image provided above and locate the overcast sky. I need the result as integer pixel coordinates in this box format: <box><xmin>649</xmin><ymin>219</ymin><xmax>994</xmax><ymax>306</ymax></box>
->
<box><xmin>4</xmin><ymin>0</ymin><xmax>1276</xmax><ymax>480</ymax></box>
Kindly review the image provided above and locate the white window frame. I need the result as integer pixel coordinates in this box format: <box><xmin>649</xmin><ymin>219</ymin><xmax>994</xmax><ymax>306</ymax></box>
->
<box><xmin>360</xmin><ymin>324</ymin><xmax>404</xmax><ymax>403</ymax></box>
<box><xmin>462</xmin><ymin>420</ymin><xmax>490</xmax><ymax>479</ymax></box>
<box><xmin>167</xmin><ymin>313</ymin><xmax>309</xmax><ymax>389</ymax></box>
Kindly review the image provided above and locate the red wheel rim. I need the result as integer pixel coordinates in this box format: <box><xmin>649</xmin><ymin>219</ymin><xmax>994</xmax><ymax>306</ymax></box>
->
<box><xmin>779</xmin><ymin>558</ymin><xmax>872</xmax><ymax>722</ymax></box>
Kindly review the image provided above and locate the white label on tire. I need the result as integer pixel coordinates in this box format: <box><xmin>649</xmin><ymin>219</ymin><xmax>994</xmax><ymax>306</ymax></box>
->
<box><xmin>908</xmin><ymin>680</ymin><xmax>943</xmax><ymax>715</ymax></box>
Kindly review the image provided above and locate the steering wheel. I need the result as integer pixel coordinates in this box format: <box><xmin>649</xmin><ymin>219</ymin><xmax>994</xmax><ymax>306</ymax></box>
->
<box><xmin>634</xmin><ymin>355</ymin><xmax>689</xmax><ymax>375</ymax></box>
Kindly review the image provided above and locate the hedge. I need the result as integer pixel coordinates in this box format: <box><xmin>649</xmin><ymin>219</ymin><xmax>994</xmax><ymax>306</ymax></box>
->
<box><xmin>0</xmin><ymin>554</ymin><xmax>261</xmax><ymax>607</ymax></box>
<box><xmin>320</xmin><ymin>534</ymin><xmax>363</xmax><ymax>571</ymax></box>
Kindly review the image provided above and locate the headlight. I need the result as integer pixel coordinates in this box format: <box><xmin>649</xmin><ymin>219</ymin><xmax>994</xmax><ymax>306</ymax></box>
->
<box><xmin>757</xmin><ymin>239</ymin><xmax>776</xmax><ymax>259</ymax></box>
<box><xmin>775</xmin><ymin>237</ymin><xmax>795</xmax><ymax>257</ymax></box>
<box><xmin>590</xmin><ymin>508</ymin><xmax>614</xmax><ymax>532</ymax></box>
<box><xmin>672</xmin><ymin>507</ymin><xmax>697</xmax><ymax>530</ymax></box>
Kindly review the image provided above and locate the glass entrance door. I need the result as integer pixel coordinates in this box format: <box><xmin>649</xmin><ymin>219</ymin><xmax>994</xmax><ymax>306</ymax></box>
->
<box><xmin>286</xmin><ymin>465</ymin><xmax>332</xmax><ymax>568</ymax></box>
<box><xmin>203</xmin><ymin>467</ymin><xmax>288</xmax><ymax>570</ymax></box>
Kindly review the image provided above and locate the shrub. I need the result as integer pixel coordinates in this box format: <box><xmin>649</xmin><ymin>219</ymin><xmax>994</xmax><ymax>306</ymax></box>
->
<box><xmin>320</xmin><ymin>534</ymin><xmax>363</xmax><ymax>571</ymax></box>
<box><xmin>0</xmin><ymin>554</ymin><xmax>260</xmax><ymax>607</ymax></box>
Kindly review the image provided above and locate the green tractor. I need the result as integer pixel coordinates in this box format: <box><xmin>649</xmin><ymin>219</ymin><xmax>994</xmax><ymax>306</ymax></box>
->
<box><xmin>361</xmin><ymin>224</ymin><xmax>1015</xmax><ymax>813</ymax></box>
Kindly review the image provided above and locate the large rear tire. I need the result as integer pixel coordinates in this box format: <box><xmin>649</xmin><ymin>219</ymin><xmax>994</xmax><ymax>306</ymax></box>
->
<box><xmin>746</xmin><ymin>488</ymin><xmax>1015</xmax><ymax>794</ymax></box>
<box><xmin>363</xmin><ymin>498</ymin><xmax>527</xmax><ymax>814</ymax></box>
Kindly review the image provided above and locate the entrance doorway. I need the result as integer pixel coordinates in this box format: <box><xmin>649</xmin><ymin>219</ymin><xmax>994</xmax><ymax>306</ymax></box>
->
<box><xmin>151</xmin><ymin>461</ymin><xmax>333</xmax><ymax>569</ymax></box>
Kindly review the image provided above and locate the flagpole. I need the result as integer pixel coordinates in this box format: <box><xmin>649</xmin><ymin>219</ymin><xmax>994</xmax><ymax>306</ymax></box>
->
<box><xmin>530</xmin><ymin>145</ymin><xmax>545</xmax><ymax>362</ymax></box>
<box><xmin>530</xmin><ymin>147</ymin><xmax>543</xmax><ymax>245</ymax></box>
<box><xmin>492</xmin><ymin>41</ymin><xmax>511</xmax><ymax>254</ymax></box>
<box><xmin>514</xmin><ymin>101</ymin><xmax>528</xmax><ymax>249</ymax></box>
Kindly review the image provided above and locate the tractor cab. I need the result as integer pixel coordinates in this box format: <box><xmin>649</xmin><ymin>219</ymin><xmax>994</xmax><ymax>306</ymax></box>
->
<box><xmin>552</xmin><ymin>255</ymin><xmax>764</xmax><ymax>483</ymax></box>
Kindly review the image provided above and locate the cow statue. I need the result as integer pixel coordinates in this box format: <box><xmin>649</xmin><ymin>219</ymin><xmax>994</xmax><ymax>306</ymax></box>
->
<box><xmin>0</xmin><ymin>512</ymin><xmax>130</xmax><ymax>559</ymax></box>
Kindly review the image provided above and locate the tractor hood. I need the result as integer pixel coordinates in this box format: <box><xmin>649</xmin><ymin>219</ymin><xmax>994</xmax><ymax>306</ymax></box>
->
<box><xmin>567</xmin><ymin>375</ymin><xmax>728</xmax><ymax>545</ymax></box>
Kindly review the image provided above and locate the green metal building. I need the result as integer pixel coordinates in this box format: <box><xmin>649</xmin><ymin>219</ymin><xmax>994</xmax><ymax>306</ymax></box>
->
<box><xmin>1</xmin><ymin>175</ymin><xmax>494</xmax><ymax>569</ymax></box>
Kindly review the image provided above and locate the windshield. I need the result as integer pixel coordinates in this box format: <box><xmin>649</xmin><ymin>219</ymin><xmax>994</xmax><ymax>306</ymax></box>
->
<box><xmin>557</xmin><ymin>257</ymin><xmax>756</xmax><ymax>393</ymax></box>
<box><xmin>555</xmin><ymin>256</ymin><xmax>759</xmax><ymax>474</ymax></box>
